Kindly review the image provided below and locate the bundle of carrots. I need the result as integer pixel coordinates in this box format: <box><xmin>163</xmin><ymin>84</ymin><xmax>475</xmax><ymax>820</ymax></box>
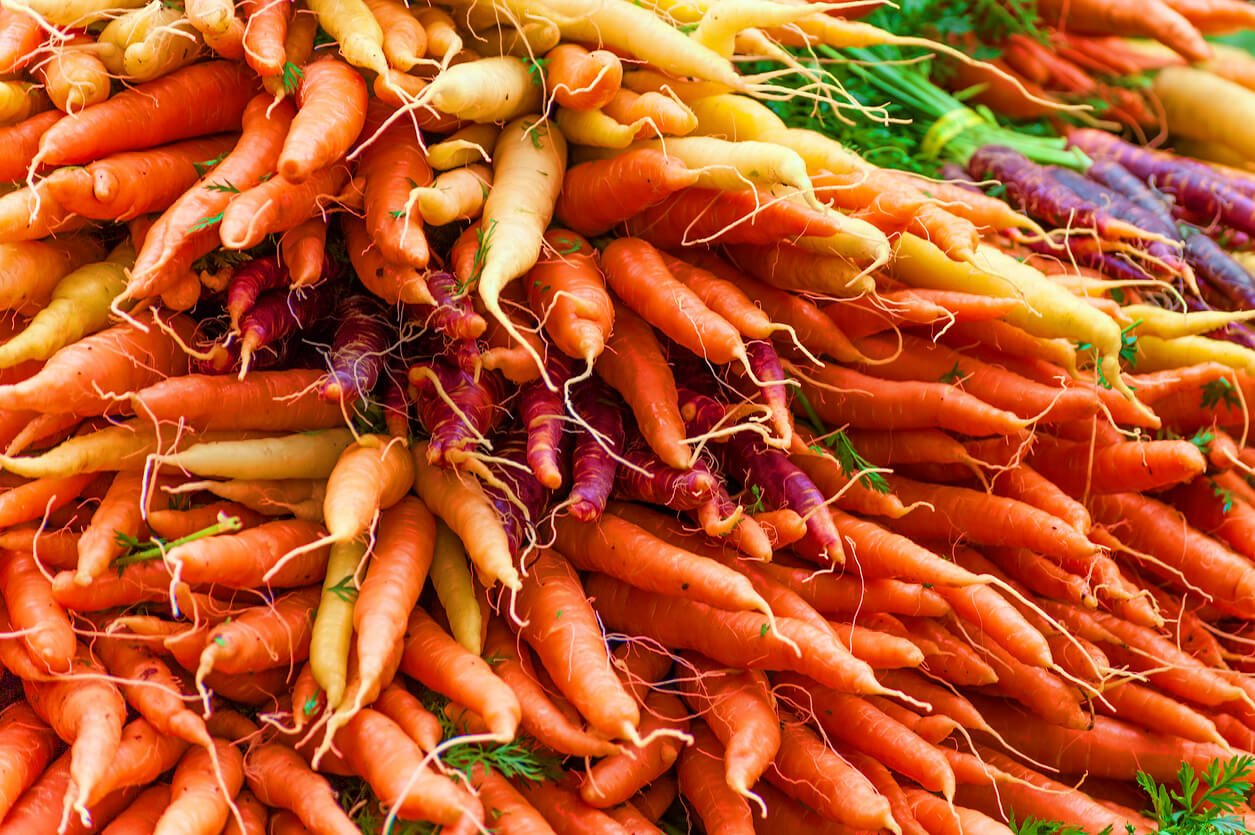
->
<box><xmin>0</xmin><ymin>0</ymin><xmax>1251</xmax><ymax>834</ymax></box>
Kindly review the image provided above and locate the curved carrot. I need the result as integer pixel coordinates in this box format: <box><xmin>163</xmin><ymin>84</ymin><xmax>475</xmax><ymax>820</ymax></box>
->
<box><xmin>517</xmin><ymin>550</ymin><xmax>640</xmax><ymax>742</ymax></box>
<box><xmin>0</xmin><ymin>703</ymin><xmax>58</xmax><ymax>821</ymax></box>
<box><xmin>244</xmin><ymin>744</ymin><xmax>358</xmax><ymax>835</ymax></box>
<box><xmin>280</xmin><ymin>216</ymin><xmax>327</xmax><ymax>287</ymax></box>
<box><xmin>154</xmin><ymin>739</ymin><xmax>245</xmax><ymax>835</ymax></box>
<box><xmin>38</xmin><ymin>61</ymin><xmax>256</xmax><ymax>166</ymax></box>
<box><xmin>545</xmin><ymin>44</ymin><xmax>622</xmax><ymax>110</ymax></box>
<box><xmin>241</xmin><ymin>0</ymin><xmax>290</xmax><ymax>76</ymax></box>
<box><xmin>220</xmin><ymin>163</ymin><xmax>350</xmax><ymax>250</ymax></box>
<box><xmin>360</xmin><ymin>104</ymin><xmax>432</xmax><ymax>268</ymax></box>
<box><xmin>580</xmin><ymin>691</ymin><xmax>689</xmax><ymax>808</ymax></box>
<box><xmin>96</xmin><ymin>635</ymin><xmax>211</xmax><ymax>749</ymax></box>
<box><xmin>0</xmin><ymin>549</ymin><xmax>76</xmax><ymax>671</ymax></box>
<box><xmin>279</xmin><ymin>57</ymin><xmax>367</xmax><ymax>183</ymax></box>
<box><xmin>526</xmin><ymin>229</ymin><xmax>614</xmax><ymax>364</ymax></box>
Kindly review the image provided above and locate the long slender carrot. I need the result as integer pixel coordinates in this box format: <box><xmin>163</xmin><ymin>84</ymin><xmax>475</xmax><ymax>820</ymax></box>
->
<box><xmin>0</xmin><ymin>703</ymin><xmax>58</xmax><ymax>821</ymax></box>
<box><xmin>244</xmin><ymin>744</ymin><xmax>358</xmax><ymax>835</ymax></box>
<box><xmin>1</xmin><ymin>549</ymin><xmax>77</xmax><ymax>672</ymax></box>
<box><xmin>38</xmin><ymin>61</ymin><xmax>256</xmax><ymax>166</ymax></box>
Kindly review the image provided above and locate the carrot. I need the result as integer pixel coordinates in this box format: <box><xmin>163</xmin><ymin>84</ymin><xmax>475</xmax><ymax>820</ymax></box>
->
<box><xmin>101</xmin><ymin>784</ymin><xmax>173</xmax><ymax>835</ymax></box>
<box><xmin>23</xmin><ymin>648</ymin><xmax>127</xmax><ymax>818</ymax></box>
<box><xmin>37</xmin><ymin>61</ymin><xmax>254</xmax><ymax>166</ymax></box>
<box><xmin>555</xmin><ymin>150</ymin><xmax>697</xmax><ymax>238</ymax></box>
<box><xmin>1097</xmin><ymin>681</ymin><xmax>1225</xmax><ymax>745</ymax></box>
<box><xmin>594</xmin><ymin>302</ymin><xmax>689</xmax><ymax>469</ymax></box>
<box><xmin>580</xmin><ymin>691</ymin><xmax>689</xmax><ymax>808</ymax></box>
<box><xmin>240</xmin><ymin>0</ymin><xmax>290</xmax><ymax>76</ymax></box>
<box><xmin>545</xmin><ymin>44</ymin><xmax>622</xmax><ymax>110</ymax></box>
<box><xmin>517</xmin><ymin>779</ymin><xmax>631</xmax><ymax>835</ymax></box>
<box><xmin>412</xmin><ymin>441</ymin><xmax>520</xmax><ymax>592</ymax></box>
<box><xmin>0</xmin><ymin>754</ymin><xmax>141</xmax><ymax>835</ymax></box>
<box><xmin>220</xmin><ymin>162</ymin><xmax>351</xmax><ymax>250</ymax></box>
<box><xmin>95</xmin><ymin>635</ymin><xmax>211</xmax><ymax>749</ymax></box>
<box><xmin>359</xmin><ymin>115</ymin><xmax>430</xmax><ymax>269</ymax></box>
<box><xmin>0</xmin><ymin>703</ymin><xmax>59</xmax><ymax>821</ymax></box>
<box><xmin>244</xmin><ymin>744</ymin><xmax>359</xmax><ymax>835</ymax></box>
<box><xmin>309</xmin><ymin>540</ymin><xmax>363</xmax><ymax>709</ymax></box>
<box><xmin>464</xmin><ymin>766</ymin><xmax>550</xmax><ymax>835</ymax></box>
<box><xmin>475</xmin><ymin>115</ymin><xmax>566</xmax><ymax>380</ymax></box>
<box><xmin>1031</xmin><ymin>436</ymin><xmax>1208</xmax><ymax>495</ymax></box>
<box><xmin>276</xmin><ymin>57</ymin><xmax>367</xmax><ymax>185</ymax></box>
<box><xmin>134</xmin><ymin>369</ymin><xmax>345</xmax><ymax>433</ymax></box>
<box><xmin>156</xmin><ymin>429</ymin><xmax>355</xmax><ymax>481</ymax></box>
<box><xmin>1090</xmin><ymin>491</ymin><xmax>1255</xmax><ymax>617</ymax></box>
<box><xmin>0</xmin><ymin>235</ymin><xmax>105</xmax><ymax>317</ymax></box>
<box><xmin>411</xmin><ymin>163</ymin><xmax>491</xmax><ymax>227</ymax></box>
<box><xmin>482</xmin><ymin>618</ymin><xmax>620</xmax><ymax>758</ymax></box>
<box><xmin>128</xmin><ymin>95</ymin><xmax>294</xmax><ymax>299</ymax></box>
<box><xmin>516</xmin><ymin>550</ymin><xmax>640</xmax><ymax>742</ymax></box>
<box><xmin>362</xmin><ymin>0</ymin><xmax>424</xmax><ymax>69</ymax></box>
<box><xmin>588</xmin><ymin>572</ymin><xmax>886</xmax><ymax>695</ymax></box>
<box><xmin>336</xmin><ymin>709</ymin><xmax>484</xmax><ymax>827</ymax></box>
<box><xmin>905</xmin><ymin>789</ymin><xmax>1009</xmax><ymax>835</ymax></box>
<box><xmin>195</xmin><ymin>586</ymin><xmax>322</xmax><ymax>687</ymax></box>
<box><xmin>0</xmin><ymin>9</ymin><xmax>42</xmax><ymax>74</ymax></box>
<box><xmin>555</xmin><ymin>512</ymin><xmax>773</xmax><ymax>619</ymax></box>
<box><xmin>0</xmin><ymin>109</ymin><xmax>57</xmax><ymax>183</ymax></box>
<box><xmin>978</xmin><ymin>698</ymin><xmax>1229</xmax><ymax>781</ymax></box>
<box><xmin>163</xmin><ymin>518</ymin><xmax>329</xmax><ymax>588</ymax></box>
<box><xmin>153</xmin><ymin>739</ymin><xmax>245</xmax><ymax>835</ymax></box>
<box><xmin>1</xmin><ymin>548</ymin><xmax>77</xmax><ymax>672</ymax></box>
<box><xmin>524</xmin><ymin>230</ymin><xmax>613</xmax><ymax>367</ymax></box>
<box><xmin>677</xmin><ymin>724</ymin><xmax>753</xmax><ymax>835</ymax></box>
<box><xmin>768</xmin><ymin>718</ymin><xmax>897</xmax><ymax>832</ymax></box>
<box><xmin>39</xmin><ymin>41</ymin><xmax>111</xmax><ymax>114</ymax></box>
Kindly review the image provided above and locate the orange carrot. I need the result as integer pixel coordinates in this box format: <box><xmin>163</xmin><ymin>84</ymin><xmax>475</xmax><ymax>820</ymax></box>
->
<box><xmin>219</xmin><ymin>163</ymin><xmax>351</xmax><ymax>250</ymax></box>
<box><xmin>768</xmin><ymin>718</ymin><xmax>896</xmax><ymax>831</ymax></box>
<box><xmin>101</xmin><ymin>784</ymin><xmax>173</xmax><ymax>835</ymax></box>
<box><xmin>482</xmin><ymin>618</ymin><xmax>621</xmax><ymax>758</ymax></box>
<box><xmin>280</xmin><ymin>217</ymin><xmax>328</xmax><ymax>287</ymax></box>
<box><xmin>96</xmin><ymin>635</ymin><xmax>211</xmax><ymax>750</ymax></box>
<box><xmin>555</xmin><ymin>149</ymin><xmax>698</xmax><ymax>237</ymax></box>
<box><xmin>468</xmin><ymin>765</ymin><xmax>553</xmax><ymax>835</ymax></box>
<box><xmin>0</xmin><ymin>703</ymin><xmax>58</xmax><ymax>821</ymax></box>
<box><xmin>129</xmin><ymin>93</ymin><xmax>295</xmax><ymax>299</ymax></box>
<box><xmin>0</xmin><ymin>110</ymin><xmax>60</xmax><ymax>183</ymax></box>
<box><xmin>517</xmin><ymin>779</ymin><xmax>629</xmax><ymax>835</ymax></box>
<box><xmin>134</xmin><ymin>369</ymin><xmax>345</xmax><ymax>433</ymax></box>
<box><xmin>516</xmin><ymin>550</ymin><xmax>640</xmax><ymax>741</ymax></box>
<box><xmin>373</xmin><ymin>683</ymin><xmax>443</xmax><ymax>752</ymax></box>
<box><xmin>38</xmin><ymin>61</ymin><xmax>256</xmax><ymax>166</ymax></box>
<box><xmin>196</xmin><ymin>586</ymin><xmax>321</xmax><ymax>684</ymax></box>
<box><xmin>169</xmin><ymin>519</ymin><xmax>331</xmax><ymax>589</ymax></box>
<box><xmin>595</xmin><ymin>302</ymin><xmax>689</xmax><ymax>470</ymax></box>
<box><xmin>526</xmin><ymin>229</ymin><xmax>614</xmax><ymax>364</ymax></box>
<box><xmin>360</xmin><ymin>105</ymin><xmax>432</xmax><ymax>268</ymax></box>
<box><xmin>323</xmin><ymin>437</ymin><xmax>414</xmax><ymax>542</ymax></box>
<box><xmin>581</xmin><ymin>690</ymin><xmax>689</xmax><ymax>808</ymax></box>
<box><xmin>546</xmin><ymin>43</ymin><xmax>623</xmax><ymax>110</ymax></box>
<box><xmin>678</xmin><ymin>724</ymin><xmax>753</xmax><ymax>835</ymax></box>
<box><xmin>342</xmin><ymin>214</ymin><xmax>433</xmax><ymax>305</ymax></box>
<box><xmin>335</xmin><ymin>709</ymin><xmax>484</xmax><ymax>827</ymax></box>
<box><xmin>154</xmin><ymin>739</ymin><xmax>245</xmax><ymax>835</ymax></box>
<box><xmin>241</xmin><ymin>0</ymin><xmax>291</xmax><ymax>76</ymax></box>
<box><xmin>399</xmin><ymin>606</ymin><xmax>521</xmax><ymax>740</ymax></box>
<box><xmin>244</xmin><ymin>744</ymin><xmax>359</xmax><ymax>835</ymax></box>
<box><xmin>0</xmin><ymin>548</ymin><xmax>76</xmax><ymax>671</ymax></box>
<box><xmin>279</xmin><ymin>57</ymin><xmax>367</xmax><ymax>183</ymax></box>
<box><xmin>74</xmin><ymin>471</ymin><xmax>144</xmax><ymax>584</ymax></box>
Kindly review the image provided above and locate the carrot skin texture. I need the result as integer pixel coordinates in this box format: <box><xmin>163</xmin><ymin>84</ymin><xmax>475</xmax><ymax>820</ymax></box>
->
<box><xmin>39</xmin><ymin>61</ymin><xmax>256</xmax><ymax>166</ymax></box>
<box><xmin>0</xmin><ymin>703</ymin><xmax>59</xmax><ymax>820</ymax></box>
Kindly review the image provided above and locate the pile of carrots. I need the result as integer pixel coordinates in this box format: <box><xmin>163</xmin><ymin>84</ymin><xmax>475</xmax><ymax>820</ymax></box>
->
<box><xmin>0</xmin><ymin>0</ymin><xmax>1252</xmax><ymax>834</ymax></box>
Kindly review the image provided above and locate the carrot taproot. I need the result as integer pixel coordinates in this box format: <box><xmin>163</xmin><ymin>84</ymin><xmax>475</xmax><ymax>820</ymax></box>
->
<box><xmin>73</xmin><ymin>472</ymin><xmax>150</xmax><ymax>585</ymax></box>
<box><xmin>244</xmin><ymin>744</ymin><xmax>359</xmax><ymax>835</ymax></box>
<box><xmin>134</xmin><ymin>370</ymin><xmax>345</xmax><ymax>434</ymax></box>
<box><xmin>277</xmin><ymin>56</ymin><xmax>366</xmax><ymax>185</ymax></box>
<box><xmin>240</xmin><ymin>0</ymin><xmax>290</xmax><ymax>77</ymax></box>
<box><xmin>101</xmin><ymin>784</ymin><xmax>173</xmax><ymax>835</ymax></box>
<box><xmin>412</xmin><ymin>442</ymin><xmax>520</xmax><ymax>592</ymax></box>
<box><xmin>156</xmin><ymin>429</ymin><xmax>356</xmax><ymax>482</ymax></box>
<box><xmin>96</xmin><ymin>635</ymin><xmax>212</xmax><ymax>754</ymax></box>
<box><xmin>367</xmin><ymin>683</ymin><xmax>440</xmax><ymax>753</ymax></box>
<box><xmin>517</xmin><ymin>779</ymin><xmax>630</xmax><ymax>835</ymax></box>
<box><xmin>1097</xmin><ymin>681</ymin><xmax>1225</xmax><ymax>745</ymax></box>
<box><xmin>676</xmin><ymin>724</ymin><xmax>752</xmax><ymax>834</ymax></box>
<box><xmin>320</xmin><ymin>437</ymin><xmax>413</xmax><ymax>544</ymax></box>
<box><xmin>152</xmin><ymin>739</ymin><xmax>245</xmax><ymax>835</ymax></box>
<box><xmin>219</xmin><ymin>163</ymin><xmax>351</xmax><ymax>251</ymax></box>
<box><xmin>336</xmin><ymin>709</ymin><xmax>484</xmax><ymax>827</ymax></box>
<box><xmin>359</xmin><ymin>117</ymin><xmax>430</xmax><ymax>269</ymax></box>
<box><xmin>411</xmin><ymin>163</ymin><xmax>491</xmax><ymax>227</ymax></box>
<box><xmin>0</xmin><ymin>110</ymin><xmax>59</xmax><ymax>184</ymax></box>
<box><xmin>279</xmin><ymin>217</ymin><xmax>327</xmax><ymax>288</ymax></box>
<box><xmin>0</xmin><ymin>9</ymin><xmax>41</xmax><ymax>75</ymax></box>
<box><xmin>515</xmin><ymin>550</ymin><xmax>640</xmax><ymax>741</ymax></box>
<box><xmin>309</xmin><ymin>539</ymin><xmax>363</xmax><ymax>709</ymax></box>
<box><xmin>904</xmin><ymin>789</ymin><xmax>1010</xmax><ymax>835</ymax></box>
<box><xmin>196</xmin><ymin>587</ymin><xmax>321</xmax><ymax>691</ymax></box>
<box><xmin>525</xmin><ymin>229</ymin><xmax>613</xmax><ymax>365</ymax></box>
<box><xmin>399</xmin><ymin>606</ymin><xmax>520</xmax><ymax>740</ymax></box>
<box><xmin>482</xmin><ymin>618</ymin><xmax>620</xmax><ymax>758</ymax></box>
<box><xmin>580</xmin><ymin>691</ymin><xmax>689</xmax><ymax>808</ymax></box>
<box><xmin>0</xmin><ymin>754</ymin><xmax>140</xmax><ymax>835</ymax></box>
<box><xmin>362</xmin><ymin>0</ymin><xmax>424</xmax><ymax>69</ymax></box>
<box><xmin>0</xmin><ymin>703</ymin><xmax>58</xmax><ymax>821</ymax></box>
<box><xmin>1</xmin><ymin>548</ymin><xmax>77</xmax><ymax>672</ymax></box>
<box><xmin>545</xmin><ymin>43</ymin><xmax>622</xmax><ymax>110</ymax></box>
<box><xmin>38</xmin><ymin>61</ymin><xmax>254</xmax><ymax>166</ymax></box>
<box><xmin>163</xmin><ymin>518</ymin><xmax>329</xmax><ymax>588</ymax></box>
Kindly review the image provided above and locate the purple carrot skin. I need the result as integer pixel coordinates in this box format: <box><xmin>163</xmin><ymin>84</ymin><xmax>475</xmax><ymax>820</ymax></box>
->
<box><xmin>481</xmin><ymin>433</ymin><xmax>552</xmax><ymax>556</ymax></box>
<box><xmin>238</xmin><ymin>283</ymin><xmax>337</xmax><ymax>375</ymax></box>
<box><xmin>1023</xmin><ymin>236</ymin><xmax>1155</xmax><ymax>284</ymax></box>
<box><xmin>745</xmin><ymin>339</ymin><xmax>793</xmax><ymax>444</ymax></box>
<box><xmin>1067</xmin><ymin>128</ymin><xmax>1255</xmax><ymax>237</ymax></box>
<box><xmin>1086</xmin><ymin>158</ymin><xmax>1178</xmax><ymax>231</ymax></box>
<box><xmin>318</xmin><ymin>294</ymin><xmax>390</xmax><ymax>405</ymax></box>
<box><xmin>569</xmin><ymin>379</ymin><xmax>624</xmax><ymax>522</ymax></box>
<box><xmin>519</xmin><ymin>356</ymin><xmax>572</xmax><ymax>490</ymax></box>
<box><xmin>226</xmin><ymin>255</ymin><xmax>289</xmax><ymax>331</ymax></box>
<box><xmin>615</xmin><ymin>438</ymin><xmax>717</xmax><ymax>511</ymax></box>
<box><xmin>723</xmin><ymin>428</ymin><xmax>844</xmax><ymax>565</ymax></box>
<box><xmin>409</xmin><ymin>358</ymin><xmax>507</xmax><ymax>465</ymax></box>
<box><xmin>414</xmin><ymin>271</ymin><xmax>486</xmax><ymax>340</ymax></box>
<box><xmin>1185</xmin><ymin>231</ymin><xmax>1255</xmax><ymax>310</ymax></box>
<box><xmin>380</xmin><ymin>367</ymin><xmax>412</xmax><ymax>440</ymax></box>
<box><xmin>967</xmin><ymin>145</ymin><xmax>1152</xmax><ymax>240</ymax></box>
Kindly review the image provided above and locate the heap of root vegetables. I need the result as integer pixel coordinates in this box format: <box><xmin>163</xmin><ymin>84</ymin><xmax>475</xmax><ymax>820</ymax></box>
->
<box><xmin>4</xmin><ymin>0</ymin><xmax>1255</xmax><ymax>833</ymax></box>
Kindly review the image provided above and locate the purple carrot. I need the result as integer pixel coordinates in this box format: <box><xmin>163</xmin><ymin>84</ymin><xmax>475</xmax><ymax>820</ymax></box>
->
<box><xmin>519</xmin><ymin>355</ymin><xmax>573</xmax><ymax>490</ymax></box>
<box><xmin>568</xmin><ymin>379</ymin><xmax>624</xmax><ymax>522</ymax></box>
<box><xmin>408</xmin><ymin>271</ymin><xmax>488</xmax><ymax>341</ymax></box>
<box><xmin>237</xmin><ymin>282</ymin><xmax>336</xmax><ymax>375</ymax></box>
<box><xmin>746</xmin><ymin>340</ymin><xmax>794</xmax><ymax>444</ymax></box>
<box><xmin>1085</xmin><ymin>159</ymin><xmax>1177</xmax><ymax>232</ymax></box>
<box><xmin>1068</xmin><ymin>128</ymin><xmax>1255</xmax><ymax>238</ymax></box>
<box><xmin>410</xmin><ymin>358</ymin><xmax>507</xmax><ymax>466</ymax></box>
<box><xmin>969</xmin><ymin>146</ymin><xmax>1154</xmax><ymax>241</ymax></box>
<box><xmin>482</xmin><ymin>432</ymin><xmax>552</xmax><ymax>556</ymax></box>
<box><xmin>226</xmin><ymin>255</ymin><xmax>289</xmax><ymax>331</ymax></box>
<box><xmin>1184</xmin><ymin>293</ymin><xmax>1255</xmax><ymax>350</ymax></box>
<box><xmin>722</xmin><ymin>430</ymin><xmax>843</xmax><ymax>565</ymax></box>
<box><xmin>319</xmin><ymin>294</ymin><xmax>391</xmax><ymax>405</ymax></box>
<box><xmin>614</xmin><ymin>437</ymin><xmax>717</xmax><ymax>510</ymax></box>
<box><xmin>1184</xmin><ymin>230</ymin><xmax>1255</xmax><ymax>310</ymax></box>
<box><xmin>677</xmin><ymin>387</ymin><xmax>727</xmax><ymax>437</ymax></box>
<box><xmin>1022</xmin><ymin>236</ymin><xmax>1153</xmax><ymax>283</ymax></box>
<box><xmin>1049</xmin><ymin>167</ymin><xmax>1187</xmax><ymax>278</ymax></box>
<box><xmin>379</xmin><ymin>366</ymin><xmax>412</xmax><ymax>440</ymax></box>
